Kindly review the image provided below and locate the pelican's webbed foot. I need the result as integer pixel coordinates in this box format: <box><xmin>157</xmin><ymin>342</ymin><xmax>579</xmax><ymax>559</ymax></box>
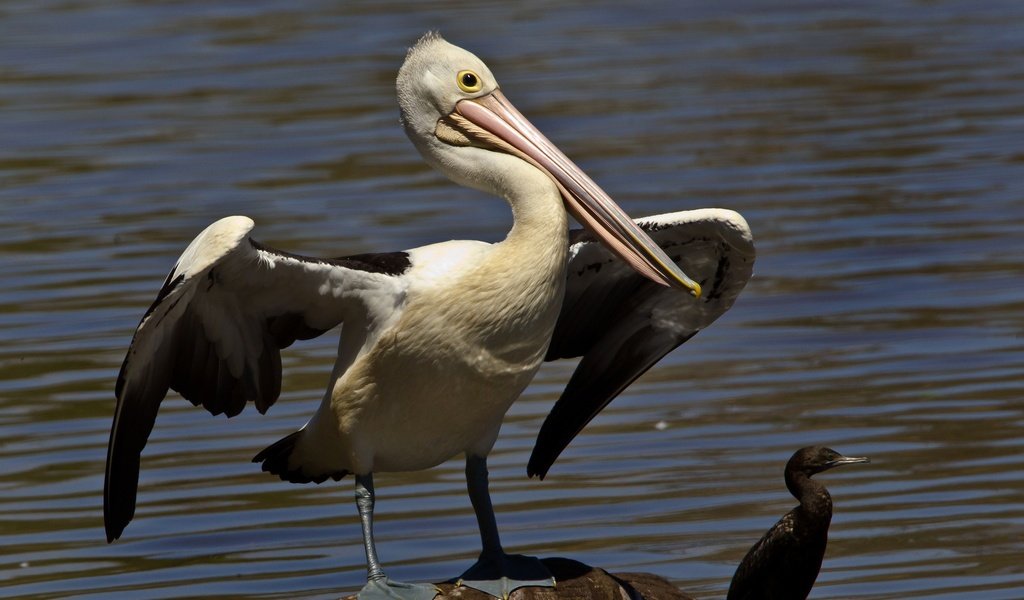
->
<box><xmin>456</xmin><ymin>552</ymin><xmax>555</xmax><ymax>599</ymax></box>
<box><xmin>357</xmin><ymin>577</ymin><xmax>439</xmax><ymax>600</ymax></box>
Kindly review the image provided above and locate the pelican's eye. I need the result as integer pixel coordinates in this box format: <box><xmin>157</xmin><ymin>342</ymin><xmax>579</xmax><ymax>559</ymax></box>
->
<box><xmin>457</xmin><ymin>70</ymin><xmax>482</xmax><ymax>93</ymax></box>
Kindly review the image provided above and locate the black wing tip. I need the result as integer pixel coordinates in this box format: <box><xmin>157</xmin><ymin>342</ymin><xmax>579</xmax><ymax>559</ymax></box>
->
<box><xmin>527</xmin><ymin>441</ymin><xmax>562</xmax><ymax>481</ymax></box>
<box><xmin>527</xmin><ymin>389</ymin><xmax>592</xmax><ymax>483</ymax></box>
<box><xmin>104</xmin><ymin>429</ymin><xmax>141</xmax><ymax>545</ymax></box>
<box><xmin>103</xmin><ymin>489</ymin><xmax>135</xmax><ymax>543</ymax></box>
<box><xmin>253</xmin><ymin>431</ymin><xmax>348</xmax><ymax>485</ymax></box>
<box><xmin>104</xmin><ymin>521</ymin><xmax>125</xmax><ymax>544</ymax></box>
<box><xmin>526</xmin><ymin>462</ymin><xmax>550</xmax><ymax>480</ymax></box>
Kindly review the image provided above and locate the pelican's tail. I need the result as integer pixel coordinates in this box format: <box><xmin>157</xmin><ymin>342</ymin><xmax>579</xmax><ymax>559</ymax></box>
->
<box><xmin>253</xmin><ymin>430</ymin><xmax>348</xmax><ymax>484</ymax></box>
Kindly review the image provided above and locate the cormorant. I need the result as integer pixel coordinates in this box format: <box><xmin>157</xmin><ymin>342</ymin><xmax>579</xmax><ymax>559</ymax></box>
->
<box><xmin>726</xmin><ymin>446</ymin><xmax>869</xmax><ymax>600</ymax></box>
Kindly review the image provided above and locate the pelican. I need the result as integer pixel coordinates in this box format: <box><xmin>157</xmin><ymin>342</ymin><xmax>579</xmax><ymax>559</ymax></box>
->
<box><xmin>104</xmin><ymin>32</ymin><xmax>754</xmax><ymax>599</ymax></box>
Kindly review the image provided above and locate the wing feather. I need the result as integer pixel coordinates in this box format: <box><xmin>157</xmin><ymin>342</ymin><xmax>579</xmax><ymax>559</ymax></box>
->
<box><xmin>530</xmin><ymin>209</ymin><xmax>754</xmax><ymax>478</ymax></box>
<box><xmin>104</xmin><ymin>216</ymin><xmax>408</xmax><ymax>542</ymax></box>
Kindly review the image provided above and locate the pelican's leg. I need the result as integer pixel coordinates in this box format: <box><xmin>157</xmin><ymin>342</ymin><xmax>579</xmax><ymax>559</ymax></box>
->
<box><xmin>457</xmin><ymin>454</ymin><xmax>555</xmax><ymax>599</ymax></box>
<box><xmin>355</xmin><ymin>474</ymin><xmax>439</xmax><ymax>600</ymax></box>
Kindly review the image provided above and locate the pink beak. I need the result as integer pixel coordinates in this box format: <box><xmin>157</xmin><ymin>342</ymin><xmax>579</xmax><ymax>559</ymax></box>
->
<box><xmin>454</xmin><ymin>89</ymin><xmax>701</xmax><ymax>297</ymax></box>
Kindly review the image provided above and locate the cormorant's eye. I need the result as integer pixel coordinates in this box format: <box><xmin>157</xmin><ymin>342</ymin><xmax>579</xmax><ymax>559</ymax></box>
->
<box><xmin>457</xmin><ymin>70</ymin><xmax>481</xmax><ymax>93</ymax></box>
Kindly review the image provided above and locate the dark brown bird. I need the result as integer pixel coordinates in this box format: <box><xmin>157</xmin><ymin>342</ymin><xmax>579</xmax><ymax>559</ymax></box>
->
<box><xmin>727</xmin><ymin>446</ymin><xmax>869</xmax><ymax>600</ymax></box>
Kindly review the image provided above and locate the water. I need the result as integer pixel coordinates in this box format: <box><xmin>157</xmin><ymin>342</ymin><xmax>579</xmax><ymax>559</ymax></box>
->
<box><xmin>2</xmin><ymin>1</ymin><xmax>1023</xmax><ymax>598</ymax></box>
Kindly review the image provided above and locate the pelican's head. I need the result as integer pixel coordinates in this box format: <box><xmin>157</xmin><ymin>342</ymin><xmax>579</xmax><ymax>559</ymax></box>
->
<box><xmin>397</xmin><ymin>32</ymin><xmax>498</xmax><ymax>152</ymax></box>
<box><xmin>397</xmin><ymin>32</ymin><xmax>701</xmax><ymax>296</ymax></box>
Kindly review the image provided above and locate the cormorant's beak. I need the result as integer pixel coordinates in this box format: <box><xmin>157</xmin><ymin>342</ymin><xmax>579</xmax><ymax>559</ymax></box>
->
<box><xmin>829</xmin><ymin>455</ymin><xmax>871</xmax><ymax>468</ymax></box>
<box><xmin>437</xmin><ymin>89</ymin><xmax>701</xmax><ymax>297</ymax></box>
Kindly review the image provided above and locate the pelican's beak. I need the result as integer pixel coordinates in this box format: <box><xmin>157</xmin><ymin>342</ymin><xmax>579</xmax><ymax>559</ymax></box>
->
<box><xmin>438</xmin><ymin>89</ymin><xmax>701</xmax><ymax>297</ymax></box>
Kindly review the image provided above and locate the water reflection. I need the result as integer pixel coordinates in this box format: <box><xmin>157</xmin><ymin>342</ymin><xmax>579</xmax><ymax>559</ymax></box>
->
<box><xmin>2</xmin><ymin>1</ymin><xmax>1023</xmax><ymax>599</ymax></box>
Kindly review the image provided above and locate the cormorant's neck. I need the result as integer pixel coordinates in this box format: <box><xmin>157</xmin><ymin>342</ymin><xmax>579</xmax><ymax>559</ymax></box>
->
<box><xmin>786</xmin><ymin>472</ymin><xmax>834</xmax><ymax>524</ymax></box>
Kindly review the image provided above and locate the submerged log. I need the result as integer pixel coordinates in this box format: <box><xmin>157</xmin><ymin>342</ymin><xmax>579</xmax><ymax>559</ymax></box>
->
<box><xmin>341</xmin><ymin>558</ymin><xmax>694</xmax><ymax>600</ymax></box>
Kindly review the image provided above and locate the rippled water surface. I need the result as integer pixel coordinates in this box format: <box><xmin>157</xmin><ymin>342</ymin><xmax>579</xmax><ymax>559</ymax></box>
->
<box><xmin>3</xmin><ymin>2</ymin><xmax>1023</xmax><ymax>598</ymax></box>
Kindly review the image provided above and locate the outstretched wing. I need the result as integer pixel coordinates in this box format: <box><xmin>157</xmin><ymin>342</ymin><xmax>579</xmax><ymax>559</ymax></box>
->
<box><xmin>529</xmin><ymin>208</ymin><xmax>755</xmax><ymax>478</ymax></box>
<box><xmin>104</xmin><ymin>216</ymin><xmax>409</xmax><ymax>542</ymax></box>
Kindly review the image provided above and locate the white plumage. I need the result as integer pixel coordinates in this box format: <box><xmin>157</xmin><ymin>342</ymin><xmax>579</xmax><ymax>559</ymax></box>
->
<box><xmin>104</xmin><ymin>33</ymin><xmax>754</xmax><ymax>598</ymax></box>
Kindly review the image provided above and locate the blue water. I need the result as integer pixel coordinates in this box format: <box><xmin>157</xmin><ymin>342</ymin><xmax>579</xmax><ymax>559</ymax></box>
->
<box><xmin>2</xmin><ymin>2</ymin><xmax>1023</xmax><ymax>598</ymax></box>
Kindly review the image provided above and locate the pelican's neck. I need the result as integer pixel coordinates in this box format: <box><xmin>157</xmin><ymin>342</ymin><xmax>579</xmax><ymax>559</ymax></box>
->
<box><xmin>423</xmin><ymin>142</ymin><xmax>570</xmax><ymax>249</ymax></box>
<box><xmin>471</xmin><ymin>161</ymin><xmax>570</xmax><ymax>352</ymax></box>
<box><xmin>426</xmin><ymin>143</ymin><xmax>570</xmax><ymax>276</ymax></box>
<box><xmin>505</xmin><ymin>182</ymin><xmax>568</xmax><ymax>247</ymax></box>
<box><xmin>490</xmin><ymin>155</ymin><xmax>570</xmax><ymax>250</ymax></box>
<box><xmin>426</xmin><ymin>161</ymin><xmax>569</xmax><ymax>380</ymax></box>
